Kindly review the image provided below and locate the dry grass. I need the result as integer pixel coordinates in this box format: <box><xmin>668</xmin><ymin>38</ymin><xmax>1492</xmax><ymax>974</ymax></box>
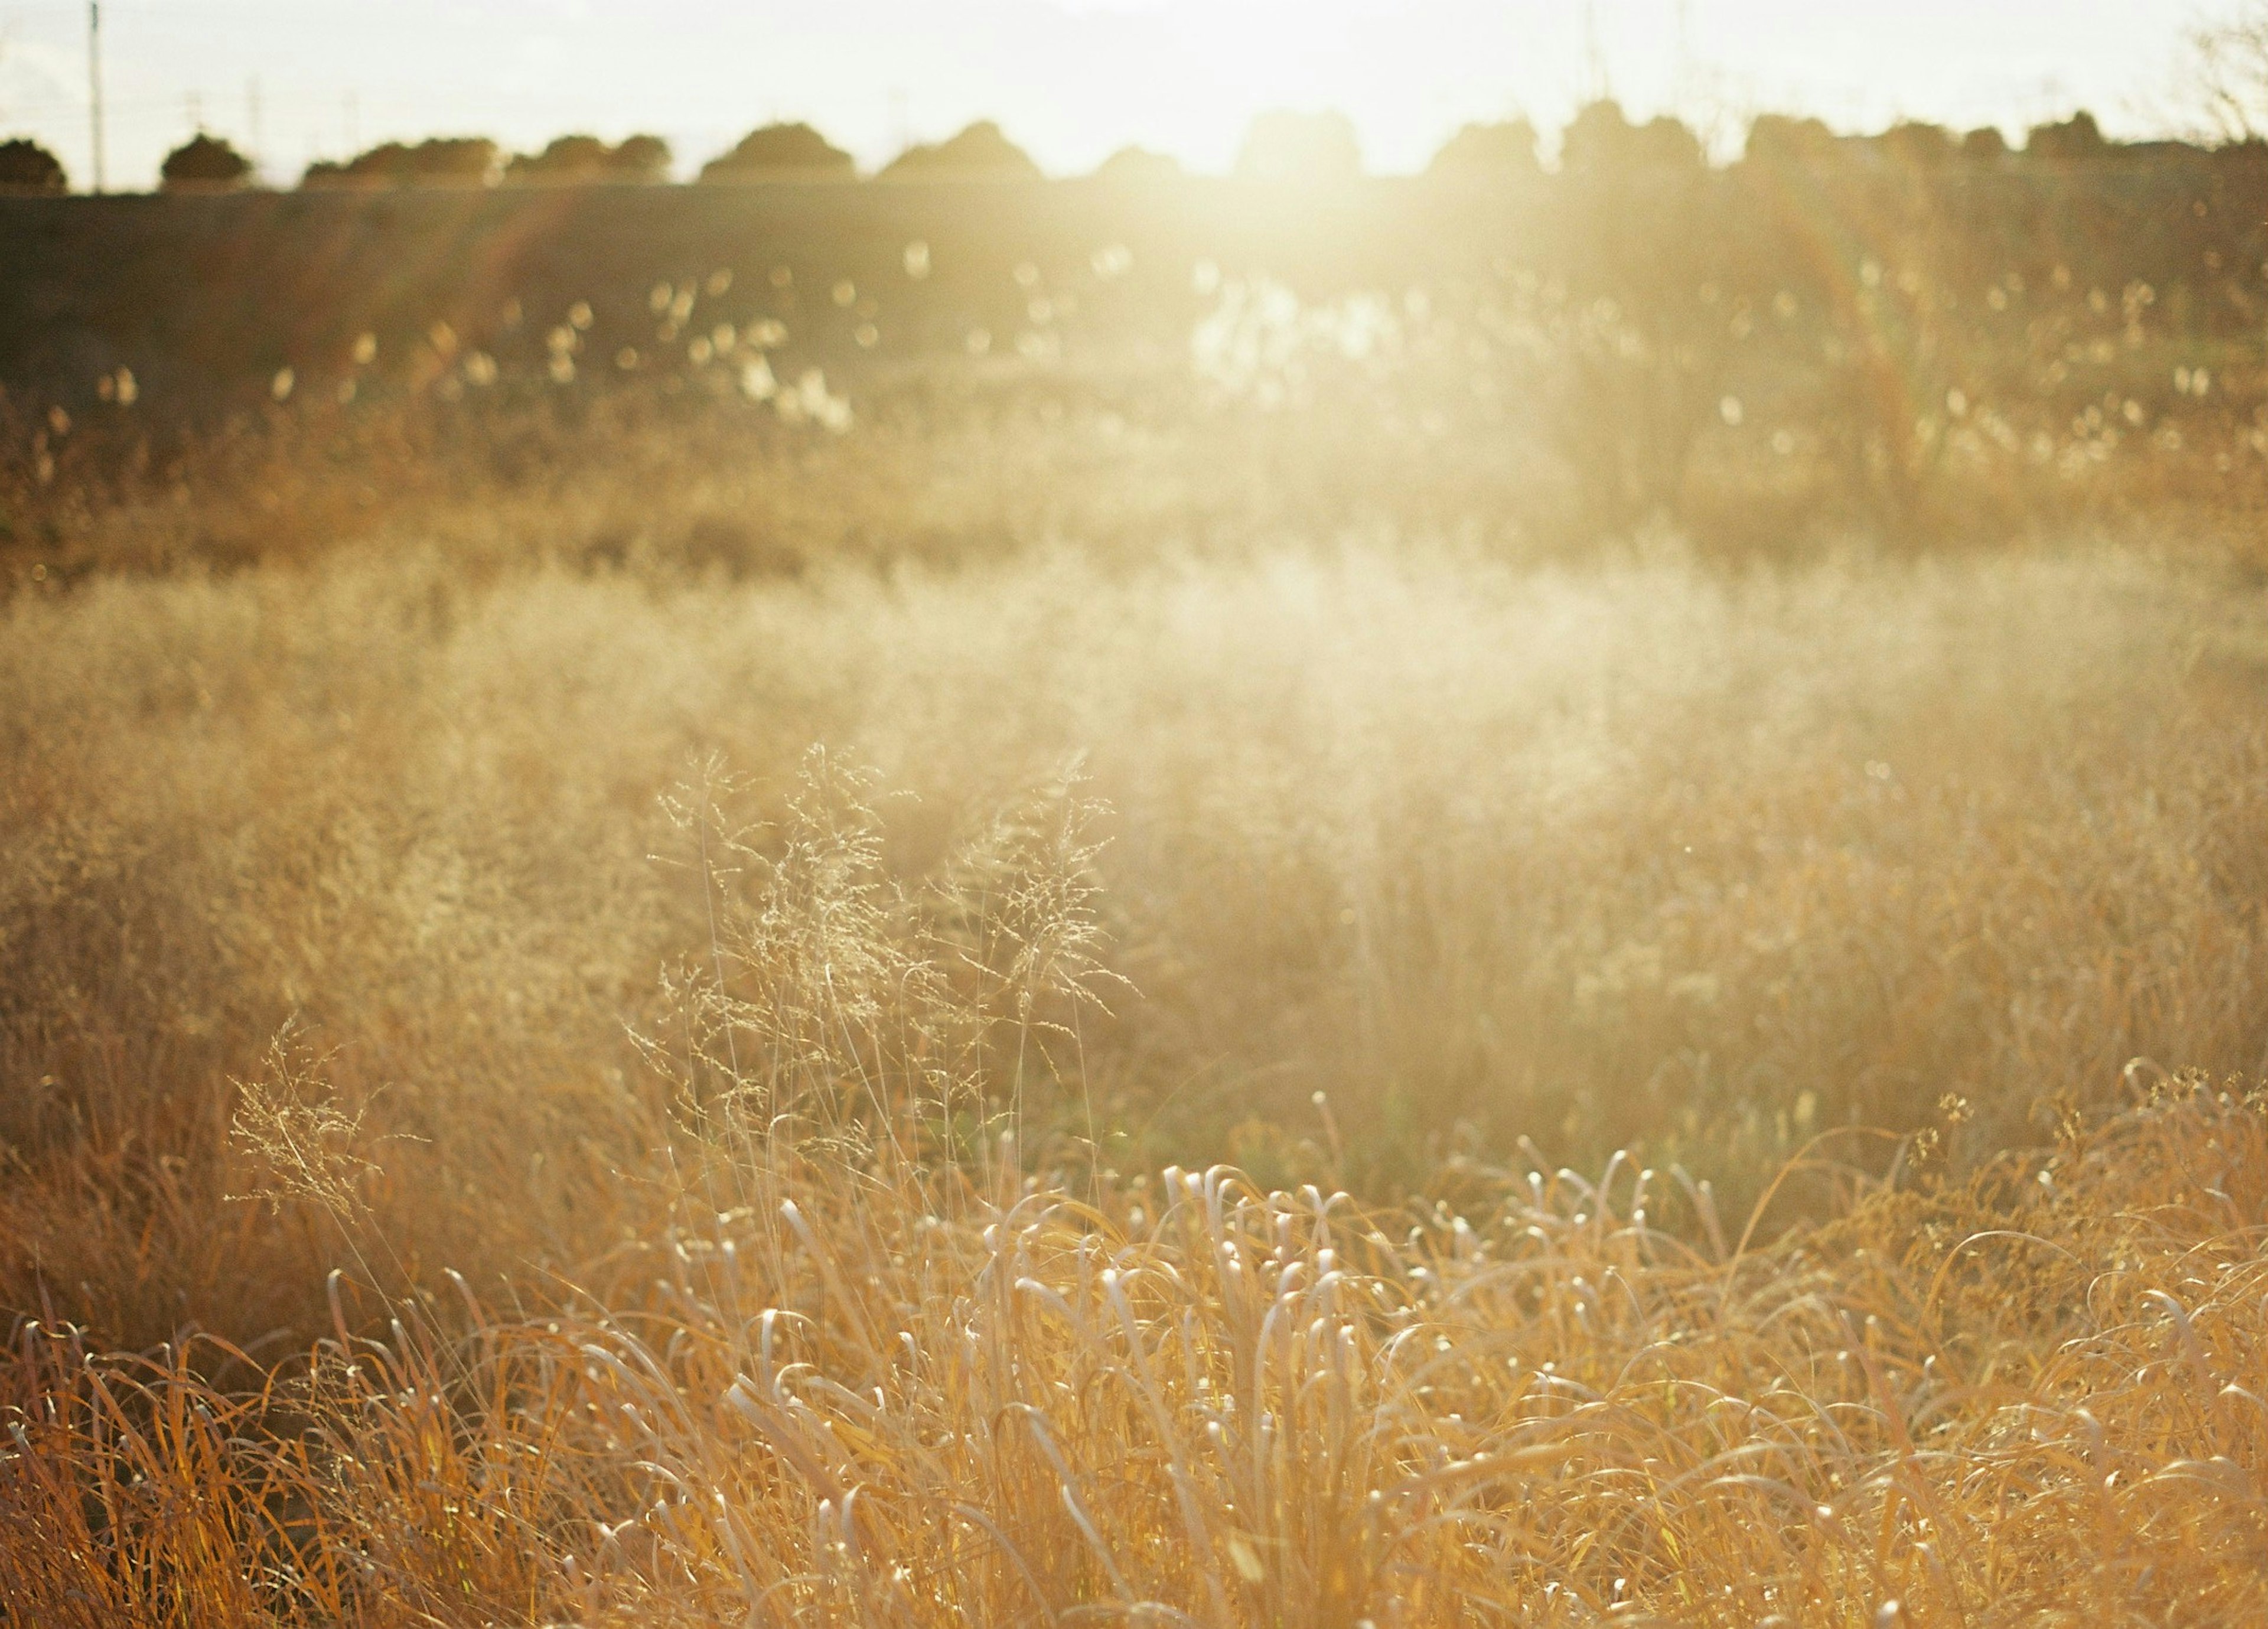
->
<box><xmin>9</xmin><ymin>145</ymin><xmax>2268</xmax><ymax>1626</ymax></box>
<box><xmin>5</xmin><ymin>541</ymin><xmax>2268</xmax><ymax>1311</ymax></box>
<box><xmin>2</xmin><ymin>830</ymin><xmax>2264</xmax><ymax>1622</ymax></box>
<box><xmin>2</xmin><ymin>515</ymin><xmax>2266</xmax><ymax>1621</ymax></box>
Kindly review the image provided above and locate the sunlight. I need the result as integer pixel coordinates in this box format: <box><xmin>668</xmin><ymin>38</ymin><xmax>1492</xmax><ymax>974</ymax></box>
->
<box><xmin>3</xmin><ymin>2</ymin><xmax>2264</xmax><ymax>1621</ymax></box>
<box><xmin>0</xmin><ymin>0</ymin><xmax>2193</xmax><ymax>185</ymax></box>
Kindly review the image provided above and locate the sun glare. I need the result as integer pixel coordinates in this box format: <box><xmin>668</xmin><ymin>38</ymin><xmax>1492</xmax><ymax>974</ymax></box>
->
<box><xmin>3</xmin><ymin>1</ymin><xmax>2264</xmax><ymax>1623</ymax></box>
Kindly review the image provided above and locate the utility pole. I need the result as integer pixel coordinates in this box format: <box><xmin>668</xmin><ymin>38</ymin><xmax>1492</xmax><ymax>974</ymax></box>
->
<box><xmin>247</xmin><ymin>76</ymin><xmax>264</xmax><ymax>176</ymax></box>
<box><xmin>87</xmin><ymin>1</ymin><xmax>106</xmax><ymax>193</ymax></box>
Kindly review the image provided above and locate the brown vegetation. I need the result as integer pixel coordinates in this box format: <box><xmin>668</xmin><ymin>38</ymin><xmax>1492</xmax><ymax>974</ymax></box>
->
<box><xmin>504</xmin><ymin>134</ymin><xmax>673</xmax><ymax>186</ymax></box>
<box><xmin>2</xmin><ymin>116</ymin><xmax>2267</xmax><ymax>1625</ymax></box>
<box><xmin>698</xmin><ymin>123</ymin><xmax>857</xmax><ymax>183</ymax></box>
<box><xmin>302</xmin><ymin>137</ymin><xmax>503</xmax><ymax>190</ymax></box>
<box><xmin>5</xmin><ymin>1059</ymin><xmax>2264</xmax><ymax>1624</ymax></box>
<box><xmin>0</xmin><ymin>139</ymin><xmax>67</xmax><ymax>196</ymax></box>
<box><xmin>158</xmin><ymin>132</ymin><xmax>253</xmax><ymax>193</ymax></box>
<box><xmin>879</xmin><ymin>120</ymin><xmax>1044</xmax><ymax>181</ymax></box>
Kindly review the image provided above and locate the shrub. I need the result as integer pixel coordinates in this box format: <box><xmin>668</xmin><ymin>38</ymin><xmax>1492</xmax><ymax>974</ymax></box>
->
<box><xmin>1962</xmin><ymin>125</ymin><xmax>2012</xmax><ymax>161</ymax></box>
<box><xmin>698</xmin><ymin>121</ymin><xmax>855</xmax><ymax>181</ymax></box>
<box><xmin>1878</xmin><ymin>120</ymin><xmax>1957</xmax><ymax>167</ymax></box>
<box><xmin>1745</xmin><ymin>112</ymin><xmax>1839</xmax><ymax>165</ymax></box>
<box><xmin>881</xmin><ymin>120</ymin><xmax>1042</xmax><ymax>180</ymax></box>
<box><xmin>301</xmin><ymin>136</ymin><xmax>499</xmax><ymax>189</ymax></box>
<box><xmin>504</xmin><ymin>133</ymin><xmax>672</xmax><ymax>184</ymax></box>
<box><xmin>1091</xmin><ymin>145</ymin><xmax>1182</xmax><ymax>184</ymax></box>
<box><xmin>608</xmin><ymin>133</ymin><xmax>672</xmax><ymax>180</ymax></box>
<box><xmin>1427</xmin><ymin>119</ymin><xmax>1541</xmax><ymax>180</ymax></box>
<box><xmin>2028</xmin><ymin>110</ymin><xmax>2110</xmax><ymax>162</ymax></box>
<box><xmin>159</xmin><ymin>133</ymin><xmax>252</xmax><ymax>191</ymax></box>
<box><xmin>1562</xmin><ymin>100</ymin><xmax>1706</xmax><ymax>175</ymax></box>
<box><xmin>0</xmin><ymin>136</ymin><xmax>66</xmax><ymax>194</ymax></box>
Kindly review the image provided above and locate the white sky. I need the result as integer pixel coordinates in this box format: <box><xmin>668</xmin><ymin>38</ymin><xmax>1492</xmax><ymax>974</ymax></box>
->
<box><xmin>0</xmin><ymin>0</ymin><xmax>2217</xmax><ymax>190</ymax></box>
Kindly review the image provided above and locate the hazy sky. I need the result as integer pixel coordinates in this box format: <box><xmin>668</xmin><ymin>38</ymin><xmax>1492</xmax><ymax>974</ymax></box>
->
<box><xmin>0</xmin><ymin>0</ymin><xmax>2214</xmax><ymax>189</ymax></box>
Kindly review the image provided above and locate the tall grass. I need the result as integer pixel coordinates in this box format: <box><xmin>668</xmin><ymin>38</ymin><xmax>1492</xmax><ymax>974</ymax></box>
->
<box><xmin>4</xmin><ymin>537</ymin><xmax>2265</xmax><ymax>1338</ymax></box>
<box><xmin>3</xmin><ymin>523</ymin><xmax>2266</xmax><ymax>1621</ymax></box>
<box><xmin>3</xmin><ymin>765</ymin><xmax>2263</xmax><ymax>1620</ymax></box>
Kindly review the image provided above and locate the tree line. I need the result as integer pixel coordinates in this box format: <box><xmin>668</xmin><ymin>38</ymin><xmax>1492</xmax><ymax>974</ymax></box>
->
<box><xmin>0</xmin><ymin>104</ymin><xmax>2258</xmax><ymax>197</ymax></box>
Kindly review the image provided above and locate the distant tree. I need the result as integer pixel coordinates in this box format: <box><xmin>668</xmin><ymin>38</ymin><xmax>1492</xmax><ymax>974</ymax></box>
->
<box><xmin>0</xmin><ymin>137</ymin><xmax>67</xmax><ymax>194</ymax></box>
<box><xmin>1961</xmin><ymin>126</ymin><xmax>2011</xmax><ymax>161</ymax></box>
<box><xmin>506</xmin><ymin>133</ymin><xmax>671</xmax><ymax>184</ymax></box>
<box><xmin>609</xmin><ymin>134</ymin><xmax>672</xmax><ymax>180</ymax></box>
<box><xmin>1562</xmin><ymin>100</ymin><xmax>1631</xmax><ymax>168</ymax></box>
<box><xmin>881</xmin><ymin>120</ymin><xmax>1041</xmax><ymax>180</ymax></box>
<box><xmin>1092</xmin><ymin>145</ymin><xmax>1182</xmax><ymax>184</ymax></box>
<box><xmin>2026</xmin><ymin>110</ymin><xmax>2110</xmax><ymax>162</ymax></box>
<box><xmin>1878</xmin><ymin>121</ymin><xmax>1956</xmax><ymax>168</ymax></box>
<box><xmin>699</xmin><ymin>122</ymin><xmax>855</xmax><ymax>181</ymax></box>
<box><xmin>506</xmin><ymin>133</ymin><xmax>608</xmax><ymax>182</ymax></box>
<box><xmin>1234</xmin><ymin>110</ymin><xmax>1361</xmax><ymax>183</ymax></box>
<box><xmin>1562</xmin><ymin>102</ymin><xmax>1704</xmax><ymax>174</ymax></box>
<box><xmin>1428</xmin><ymin>119</ymin><xmax>1540</xmax><ymax>180</ymax></box>
<box><xmin>1744</xmin><ymin>113</ymin><xmax>1838</xmax><ymax>165</ymax></box>
<box><xmin>302</xmin><ymin>137</ymin><xmax>499</xmax><ymax>188</ymax></box>
<box><xmin>161</xmin><ymin>133</ymin><xmax>253</xmax><ymax>191</ymax></box>
<box><xmin>403</xmin><ymin>136</ymin><xmax>498</xmax><ymax>184</ymax></box>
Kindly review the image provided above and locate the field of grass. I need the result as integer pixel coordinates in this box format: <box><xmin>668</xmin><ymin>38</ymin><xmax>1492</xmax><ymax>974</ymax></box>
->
<box><xmin>4</xmin><ymin>516</ymin><xmax>2267</xmax><ymax>1621</ymax></box>
<box><xmin>5</xmin><ymin>177</ymin><xmax>2268</xmax><ymax>1621</ymax></box>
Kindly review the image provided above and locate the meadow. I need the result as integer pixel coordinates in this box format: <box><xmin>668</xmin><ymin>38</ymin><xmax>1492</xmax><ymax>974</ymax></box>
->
<box><xmin>4</xmin><ymin>159</ymin><xmax>2268</xmax><ymax>1623</ymax></box>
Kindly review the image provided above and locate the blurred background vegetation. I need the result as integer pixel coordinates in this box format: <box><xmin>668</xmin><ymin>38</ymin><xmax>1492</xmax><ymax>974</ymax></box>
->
<box><xmin>2</xmin><ymin>99</ymin><xmax>2266</xmax><ymax>588</ymax></box>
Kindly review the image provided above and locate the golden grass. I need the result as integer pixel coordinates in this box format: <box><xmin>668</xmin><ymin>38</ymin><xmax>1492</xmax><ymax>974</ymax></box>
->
<box><xmin>4</xmin><ymin>543</ymin><xmax>2266</xmax><ymax>1296</ymax></box>
<box><xmin>4</xmin><ymin>1014</ymin><xmax>2264</xmax><ymax>1622</ymax></box>
<box><xmin>3</xmin><ymin>528</ymin><xmax>2266</xmax><ymax>1622</ymax></box>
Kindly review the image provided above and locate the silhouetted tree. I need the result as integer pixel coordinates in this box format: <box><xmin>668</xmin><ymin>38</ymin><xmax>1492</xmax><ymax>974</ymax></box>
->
<box><xmin>302</xmin><ymin>137</ymin><xmax>498</xmax><ymax>188</ymax></box>
<box><xmin>0</xmin><ymin>137</ymin><xmax>67</xmax><ymax>194</ymax></box>
<box><xmin>610</xmin><ymin>134</ymin><xmax>671</xmax><ymax>180</ymax></box>
<box><xmin>2026</xmin><ymin>111</ymin><xmax>2109</xmax><ymax>162</ymax></box>
<box><xmin>1092</xmin><ymin>145</ymin><xmax>1182</xmax><ymax>184</ymax></box>
<box><xmin>881</xmin><ymin>120</ymin><xmax>1041</xmax><ymax>180</ymax></box>
<box><xmin>161</xmin><ymin>133</ymin><xmax>253</xmax><ymax>191</ymax></box>
<box><xmin>699</xmin><ymin>122</ymin><xmax>855</xmax><ymax>181</ymax></box>
<box><xmin>1961</xmin><ymin>126</ymin><xmax>2010</xmax><ymax>161</ymax></box>
<box><xmin>1562</xmin><ymin>102</ymin><xmax>1705</xmax><ymax>174</ymax></box>
<box><xmin>507</xmin><ymin>133</ymin><xmax>607</xmax><ymax>181</ymax></box>
<box><xmin>1878</xmin><ymin>121</ymin><xmax>1956</xmax><ymax>168</ymax></box>
<box><xmin>1428</xmin><ymin>119</ymin><xmax>1540</xmax><ymax>180</ymax></box>
<box><xmin>506</xmin><ymin>133</ymin><xmax>671</xmax><ymax>184</ymax></box>
<box><xmin>1235</xmin><ymin>110</ymin><xmax>1361</xmax><ymax>183</ymax></box>
<box><xmin>1744</xmin><ymin>113</ymin><xmax>1838</xmax><ymax>166</ymax></box>
<box><xmin>1562</xmin><ymin>100</ymin><xmax>1628</xmax><ymax>170</ymax></box>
